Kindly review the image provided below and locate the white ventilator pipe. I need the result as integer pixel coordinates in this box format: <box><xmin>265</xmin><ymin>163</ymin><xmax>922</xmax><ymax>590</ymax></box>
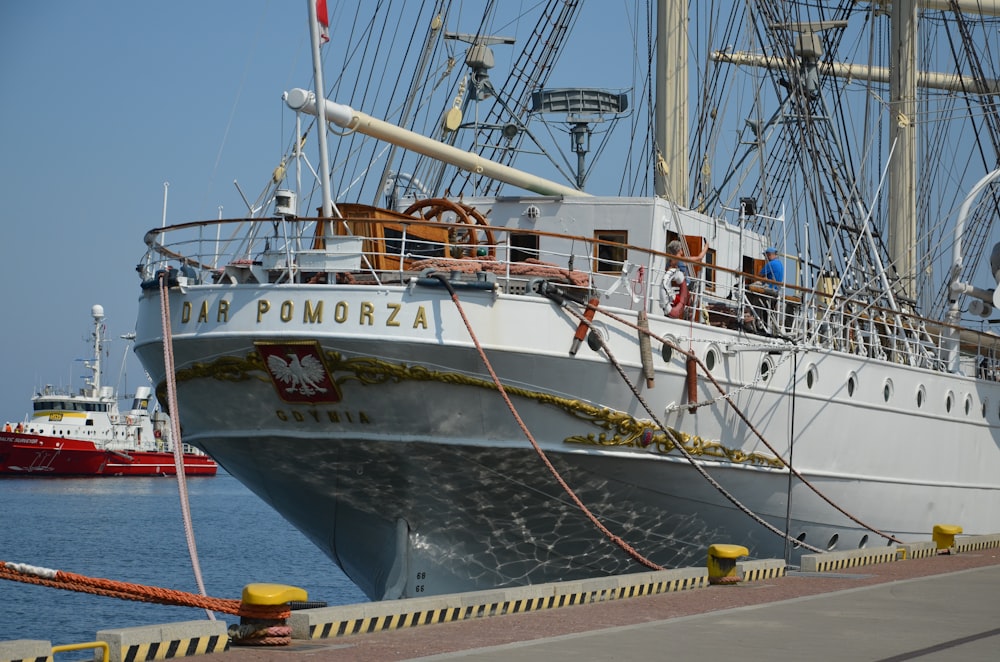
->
<box><xmin>283</xmin><ymin>88</ymin><xmax>590</xmax><ymax>199</ymax></box>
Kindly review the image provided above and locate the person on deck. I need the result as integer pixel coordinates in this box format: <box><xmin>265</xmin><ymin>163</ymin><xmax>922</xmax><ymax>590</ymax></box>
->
<box><xmin>661</xmin><ymin>239</ymin><xmax>708</xmax><ymax>318</ymax></box>
<box><xmin>666</xmin><ymin>239</ymin><xmax>708</xmax><ymax>280</ymax></box>
<box><xmin>758</xmin><ymin>247</ymin><xmax>784</xmax><ymax>290</ymax></box>
<box><xmin>747</xmin><ymin>246</ymin><xmax>784</xmax><ymax>332</ymax></box>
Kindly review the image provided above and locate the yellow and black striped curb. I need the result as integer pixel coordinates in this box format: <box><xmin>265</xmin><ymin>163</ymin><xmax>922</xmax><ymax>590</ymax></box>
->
<box><xmin>902</xmin><ymin>541</ymin><xmax>940</xmax><ymax>560</ymax></box>
<box><xmin>955</xmin><ymin>533</ymin><xmax>1000</xmax><ymax>552</ymax></box>
<box><xmin>800</xmin><ymin>534</ymin><xmax>1000</xmax><ymax>573</ymax></box>
<box><xmin>96</xmin><ymin>620</ymin><xmax>229</xmax><ymax>662</ymax></box>
<box><xmin>0</xmin><ymin>623</ymin><xmax>230</xmax><ymax>662</ymax></box>
<box><xmin>739</xmin><ymin>558</ymin><xmax>786</xmax><ymax>581</ymax></box>
<box><xmin>292</xmin><ymin>560</ymin><xmax>793</xmax><ymax>640</ymax></box>
<box><xmin>800</xmin><ymin>546</ymin><xmax>900</xmax><ymax>572</ymax></box>
<box><xmin>0</xmin><ymin>639</ymin><xmax>51</xmax><ymax>662</ymax></box>
<box><xmin>293</xmin><ymin>566</ymin><xmax>714</xmax><ymax>640</ymax></box>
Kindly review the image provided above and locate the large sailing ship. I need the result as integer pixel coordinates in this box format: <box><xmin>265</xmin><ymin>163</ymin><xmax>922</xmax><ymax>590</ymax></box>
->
<box><xmin>132</xmin><ymin>1</ymin><xmax>1000</xmax><ymax>600</ymax></box>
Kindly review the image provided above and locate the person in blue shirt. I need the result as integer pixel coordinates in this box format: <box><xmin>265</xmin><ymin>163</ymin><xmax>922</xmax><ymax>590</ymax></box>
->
<box><xmin>759</xmin><ymin>247</ymin><xmax>784</xmax><ymax>290</ymax></box>
<box><xmin>747</xmin><ymin>246</ymin><xmax>784</xmax><ymax>332</ymax></box>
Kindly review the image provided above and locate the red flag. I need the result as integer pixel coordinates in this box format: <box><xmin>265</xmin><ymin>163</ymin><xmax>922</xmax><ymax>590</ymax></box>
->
<box><xmin>317</xmin><ymin>0</ymin><xmax>329</xmax><ymax>42</ymax></box>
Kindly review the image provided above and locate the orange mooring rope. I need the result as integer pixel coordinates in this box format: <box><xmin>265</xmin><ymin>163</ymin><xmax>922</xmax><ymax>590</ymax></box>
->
<box><xmin>426</xmin><ymin>272</ymin><xmax>664</xmax><ymax>571</ymax></box>
<box><xmin>0</xmin><ymin>561</ymin><xmax>290</xmax><ymax>620</ymax></box>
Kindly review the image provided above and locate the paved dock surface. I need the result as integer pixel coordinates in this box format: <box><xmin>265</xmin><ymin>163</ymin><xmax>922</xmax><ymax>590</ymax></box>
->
<box><xmin>209</xmin><ymin>551</ymin><xmax>1000</xmax><ymax>661</ymax></box>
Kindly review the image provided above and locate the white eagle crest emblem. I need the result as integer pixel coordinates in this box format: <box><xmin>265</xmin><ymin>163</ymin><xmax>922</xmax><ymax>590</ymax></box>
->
<box><xmin>267</xmin><ymin>352</ymin><xmax>328</xmax><ymax>396</ymax></box>
<box><xmin>256</xmin><ymin>341</ymin><xmax>342</xmax><ymax>403</ymax></box>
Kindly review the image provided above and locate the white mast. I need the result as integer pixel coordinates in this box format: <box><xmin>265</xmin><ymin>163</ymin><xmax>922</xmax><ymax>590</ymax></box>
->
<box><xmin>87</xmin><ymin>304</ymin><xmax>105</xmax><ymax>396</ymax></box>
<box><xmin>306</xmin><ymin>0</ymin><xmax>334</xmax><ymax>219</ymax></box>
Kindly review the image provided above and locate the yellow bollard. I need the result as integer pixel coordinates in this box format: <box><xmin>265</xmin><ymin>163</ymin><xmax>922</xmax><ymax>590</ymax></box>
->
<box><xmin>932</xmin><ymin>524</ymin><xmax>963</xmax><ymax>553</ymax></box>
<box><xmin>241</xmin><ymin>583</ymin><xmax>309</xmax><ymax>605</ymax></box>
<box><xmin>230</xmin><ymin>583</ymin><xmax>308</xmax><ymax>646</ymax></box>
<box><xmin>707</xmin><ymin>544</ymin><xmax>749</xmax><ymax>585</ymax></box>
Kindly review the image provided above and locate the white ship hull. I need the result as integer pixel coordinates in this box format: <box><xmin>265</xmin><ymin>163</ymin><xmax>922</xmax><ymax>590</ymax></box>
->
<box><xmin>135</xmin><ymin>283</ymin><xmax>1000</xmax><ymax>599</ymax></box>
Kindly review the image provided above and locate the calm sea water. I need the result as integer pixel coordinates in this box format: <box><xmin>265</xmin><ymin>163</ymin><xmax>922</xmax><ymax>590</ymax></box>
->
<box><xmin>1</xmin><ymin>472</ymin><xmax>367</xmax><ymax>651</ymax></box>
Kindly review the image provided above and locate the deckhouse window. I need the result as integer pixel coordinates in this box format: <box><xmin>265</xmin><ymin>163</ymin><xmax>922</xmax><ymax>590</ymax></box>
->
<box><xmin>509</xmin><ymin>233</ymin><xmax>539</xmax><ymax>262</ymax></box>
<box><xmin>594</xmin><ymin>230</ymin><xmax>627</xmax><ymax>273</ymax></box>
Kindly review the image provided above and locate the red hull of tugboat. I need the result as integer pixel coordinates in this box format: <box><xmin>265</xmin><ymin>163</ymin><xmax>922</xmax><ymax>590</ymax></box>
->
<box><xmin>0</xmin><ymin>433</ymin><xmax>217</xmax><ymax>476</ymax></box>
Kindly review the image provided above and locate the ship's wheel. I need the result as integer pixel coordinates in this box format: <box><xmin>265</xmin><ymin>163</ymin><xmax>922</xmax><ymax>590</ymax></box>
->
<box><xmin>403</xmin><ymin>198</ymin><xmax>497</xmax><ymax>259</ymax></box>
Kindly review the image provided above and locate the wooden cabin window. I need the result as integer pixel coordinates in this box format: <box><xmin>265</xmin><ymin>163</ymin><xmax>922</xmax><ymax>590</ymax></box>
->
<box><xmin>594</xmin><ymin>230</ymin><xmax>627</xmax><ymax>273</ymax></box>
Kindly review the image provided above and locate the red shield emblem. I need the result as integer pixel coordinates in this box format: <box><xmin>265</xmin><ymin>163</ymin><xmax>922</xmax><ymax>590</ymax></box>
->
<box><xmin>256</xmin><ymin>341</ymin><xmax>342</xmax><ymax>403</ymax></box>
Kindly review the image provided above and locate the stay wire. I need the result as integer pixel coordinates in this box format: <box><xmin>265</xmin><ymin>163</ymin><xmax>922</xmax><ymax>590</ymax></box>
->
<box><xmin>557</xmin><ymin>302</ymin><xmax>823</xmax><ymax>555</ymax></box>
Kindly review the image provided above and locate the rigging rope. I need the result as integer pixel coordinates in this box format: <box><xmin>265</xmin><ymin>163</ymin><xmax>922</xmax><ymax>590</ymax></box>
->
<box><xmin>555</xmin><ymin>301</ymin><xmax>822</xmax><ymax>554</ymax></box>
<box><xmin>159</xmin><ymin>274</ymin><xmax>215</xmax><ymax>620</ymax></box>
<box><xmin>584</xmin><ymin>301</ymin><xmax>903</xmax><ymax>547</ymax></box>
<box><xmin>427</xmin><ymin>272</ymin><xmax>664</xmax><ymax>570</ymax></box>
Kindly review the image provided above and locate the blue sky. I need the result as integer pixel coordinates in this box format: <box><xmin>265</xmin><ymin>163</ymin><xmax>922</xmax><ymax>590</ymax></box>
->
<box><xmin>0</xmin><ymin>2</ymin><xmax>317</xmax><ymax>421</ymax></box>
<box><xmin>0</xmin><ymin>1</ymin><xmax>640</xmax><ymax>423</ymax></box>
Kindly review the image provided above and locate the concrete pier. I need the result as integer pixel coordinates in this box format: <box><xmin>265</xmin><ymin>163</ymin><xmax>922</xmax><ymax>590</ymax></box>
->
<box><xmin>3</xmin><ymin>536</ymin><xmax>998</xmax><ymax>662</ymax></box>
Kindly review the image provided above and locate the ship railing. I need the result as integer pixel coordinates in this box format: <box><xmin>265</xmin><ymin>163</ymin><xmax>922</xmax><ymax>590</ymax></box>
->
<box><xmin>139</xmin><ymin>215</ymin><xmax>1000</xmax><ymax>377</ymax></box>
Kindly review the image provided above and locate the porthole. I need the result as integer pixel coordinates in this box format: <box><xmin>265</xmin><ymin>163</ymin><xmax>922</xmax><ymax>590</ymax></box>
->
<box><xmin>916</xmin><ymin>385</ymin><xmax>925</xmax><ymax>408</ymax></box>
<box><xmin>586</xmin><ymin>328</ymin><xmax>604</xmax><ymax>351</ymax></box>
<box><xmin>847</xmin><ymin>373</ymin><xmax>857</xmax><ymax>397</ymax></box>
<box><xmin>792</xmin><ymin>532</ymin><xmax>807</xmax><ymax>549</ymax></box>
<box><xmin>964</xmin><ymin>395</ymin><xmax>972</xmax><ymax>416</ymax></box>
<box><xmin>882</xmin><ymin>379</ymin><xmax>893</xmax><ymax>402</ymax></box>
<box><xmin>660</xmin><ymin>342</ymin><xmax>673</xmax><ymax>363</ymax></box>
<box><xmin>760</xmin><ymin>358</ymin><xmax>772</xmax><ymax>382</ymax></box>
<box><xmin>827</xmin><ymin>534</ymin><xmax>839</xmax><ymax>551</ymax></box>
<box><xmin>805</xmin><ymin>364</ymin><xmax>817</xmax><ymax>389</ymax></box>
<box><xmin>859</xmin><ymin>534</ymin><xmax>869</xmax><ymax>549</ymax></box>
<box><xmin>705</xmin><ymin>347</ymin><xmax>718</xmax><ymax>372</ymax></box>
<box><xmin>945</xmin><ymin>391</ymin><xmax>954</xmax><ymax>413</ymax></box>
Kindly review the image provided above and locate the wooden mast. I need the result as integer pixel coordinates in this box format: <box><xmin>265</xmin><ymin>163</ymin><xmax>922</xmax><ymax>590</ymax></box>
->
<box><xmin>655</xmin><ymin>0</ymin><xmax>688</xmax><ymax>203</ymax></box>
<box><xmin>889</xmin><ymin>0</ymin><xmax>918</xmax><ymax>302</ymax></box>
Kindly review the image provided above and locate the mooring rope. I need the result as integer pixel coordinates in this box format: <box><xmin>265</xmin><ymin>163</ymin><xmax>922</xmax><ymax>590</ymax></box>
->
<box><xmin>159</xmin><ymin>274</ymin><xmax>215</xmax><ymax>618</ymax></box>
<box><xmin>583</xmin><ymin>300</ymin><xmax>903</xmax><ymax>546</ymax></box>
<box><xmin>0</xmin><ymin>561</ymin><xmax>288</xmax><ymax>620</ymax></box>
<box><xmin>560</xmin><ymin>302</ymin><xmax>823</xmax><ymax>554</ymax></box>
<box><xmin>427</xmin><ymin>272</ymin><xmax>664</xmax><ymax>570</ymax></box>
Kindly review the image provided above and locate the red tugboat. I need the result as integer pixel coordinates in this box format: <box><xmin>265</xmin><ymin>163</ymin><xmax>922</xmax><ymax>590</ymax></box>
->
<box><xmin>0</xmin><ymin>305</ymin><xmax>216</xmax><ymax>476</ymax></box>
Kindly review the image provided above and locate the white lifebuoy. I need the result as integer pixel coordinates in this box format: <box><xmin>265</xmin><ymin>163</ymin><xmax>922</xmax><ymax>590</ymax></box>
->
<box><xmin>659</xmin><ymin>268</ymin><xmax>689</xmax><ymax>319</ymax></box>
